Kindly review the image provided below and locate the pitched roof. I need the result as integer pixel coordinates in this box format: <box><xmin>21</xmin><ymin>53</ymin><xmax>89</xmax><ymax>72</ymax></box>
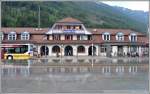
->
<box><xmin>88</xmin><ymin>28</ymin><xmax>145</xmax><ymax>36</ymax></box>
<box><xmin>56</xmin><ymin>17</ymin><xmax>82</xmax><ymax>23</ymax></box>
<box><xmin>1</xmin><ymin>27</ymin><xmax>48</xmax><ymax>34</ymax></box>
<box><xmin>1</xmin><ymin>27</ymin><xmax>146</xmax><ymax>36</ymax></box>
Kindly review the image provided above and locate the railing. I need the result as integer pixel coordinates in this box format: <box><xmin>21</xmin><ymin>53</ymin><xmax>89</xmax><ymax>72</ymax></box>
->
<box><xmin>52</xmin><ymin>29</ymin><xmax>85</xmax><ymax>34</ymax></box>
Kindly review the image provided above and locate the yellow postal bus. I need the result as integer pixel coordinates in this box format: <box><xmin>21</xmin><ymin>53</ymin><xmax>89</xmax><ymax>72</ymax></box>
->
<box><xmin>1</xmin><ymin>44</ymin><xmax>34</xmax><ymax>60</ymax></box>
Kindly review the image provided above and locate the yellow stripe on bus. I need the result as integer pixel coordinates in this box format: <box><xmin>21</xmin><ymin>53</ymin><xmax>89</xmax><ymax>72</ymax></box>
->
<box><xmin>4</xmin><ymin>54</ymin><xmax>31</xmax><ymax>60</ymax></box>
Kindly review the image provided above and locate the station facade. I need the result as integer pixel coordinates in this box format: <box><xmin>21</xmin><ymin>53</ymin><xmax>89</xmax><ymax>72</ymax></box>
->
<box><xmin>1</xmin><ymin>17</ymin><xmax>149</xmax><ymax>57</ymax></box>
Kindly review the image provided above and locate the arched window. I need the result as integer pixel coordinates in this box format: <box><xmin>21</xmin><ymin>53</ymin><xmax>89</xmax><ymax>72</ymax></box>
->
<box><xmin>129</xmin><ymin>33</ymin><xmax>137</xmax><ymax>42</ymax></box>
<box><xmin>102</xmin><ymin>32</ymin><xmax>110</xmax><ymax>41</ymax></box>
<box><xmin>77</xmin><ymin>46</ymin><xmax>85</xmax><ymax>53</ymax></box>
<box><xmin>8</xmin><ymin>31</ymin><xmax>17</xmax><ymax>40</ymax></box>
<box><xmin>0</xmin><ymin>32</ymin><xmax>4</xmax><ymax>41</ymax></box>
<box><xmin>21</xmin><ymin>31</ymin><xmax>30</xmax><ymax>40</ymax></box>
<box><xmin>52</xmin><ymin>46</ymin><xmax>60</xmax><ymax>53</ymax></box>
<box><xmin>116</xmin><ymin>32</ymin><xmax>124</xmax><ymax>41</ymax></box>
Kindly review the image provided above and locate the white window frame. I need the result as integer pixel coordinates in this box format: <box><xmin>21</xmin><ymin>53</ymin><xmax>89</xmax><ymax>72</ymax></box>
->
<box><xmin>21</xmin><ymin>32</ymin><xmax>30</xmax><ymax>40</ymax></box>
<box><xmin>8</xmin><ymin>32</ymin><xmax>17</xmax><ymax>40</ymax></box>
<box><xmin>116</xmin><ymin>32</ymin><xmax>124</xmax><ymax>41</ymax></box>
<box><xmin>102</xmin><ymin>32</ymin><xmax>110</xmax><ymax>41</ymax></box>
<box><xmin>129</xmin><ymin>33</ymin><xmax>137</xmax><ymax>42</ymax></box>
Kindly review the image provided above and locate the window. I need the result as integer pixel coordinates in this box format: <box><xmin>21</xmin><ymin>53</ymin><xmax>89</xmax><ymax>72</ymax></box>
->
<box><xmin>67</xmin><ymin>26</ymin><xmax>71</xmax><ymax>29</ymax></box>
<box><xmin>102</xmin><ymin>32</ymin><xmax>110</xmax><ymax>41</ymax></box>
<box><xmin>130</xmin><ymin>46</ymin><xmax>137</xmax><ymax>52</ymax></box>
<box><xmin>6</xmin><ymin>45</ymin><xmax>28</xmax><ymax>54</ymax></box>
<box><xmin>101</xmin><ymin>45</ymin><xmax>107</xmax><ymax>53</ymax></box>
<box><xmin>52</xmin><ymin>35</ymin><xmax>61</xmax><ymax>40</ymax></box>
<box><xmin>8</xmin><ymin>32</ymin><xmax>16</xmax><ymax>40</ymax></box>
<box><xmin>0</xmin><ymin>32</ymin><xmax>4</xmax><ymax>40</ymax></box>
<box><xmin>54</xmin><ymin>25</ymin><xmax>62</xmax><ymax>30</ymax></box>
<box><xmin>52</xmin><ymin>46</ymin><xmax>60</xmax><ymax>53</ymax></box>
<box><xmin>21</xmin><ymin>32</ymin><xmax>30</xmax><ymax>40</ymax></box>
<box><xmin>87</xmin><ymin>35</ymin><xmax>92</xmax><ymax>40</ymax></box>
<box><xmin>77</xmin><ymin>35</ymin><xmax>86</xmax><ymax>40</ymax></box>
<box><xmin>129</xmin><ymin>33</ymin><xmax>137</xmax><ymax>42</ymax></box>
<box><xmin>116</xmin><ymin>32</ymin><xmax>124</xmax><ymax>41</ymax></box>
<box><xmin>77</xmin><ymin>46</ymin><xmax>85</xmax><ymax>53</ymax></box>
<box><xmin>77</xmin><ymin>35</ymin><xmax>80</xmax><ymax>40</ymax></box>
<box><xmin>65</xmin><ymin>35</ymin><xmax>73</xmax><ymax>40</ymax></box>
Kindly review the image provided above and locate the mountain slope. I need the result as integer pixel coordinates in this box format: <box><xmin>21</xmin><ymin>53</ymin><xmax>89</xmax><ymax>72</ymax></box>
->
<box><xmin>2</xmin><ymin>1</ymin><xmax>148</xmax><ymax>33</ymax></box>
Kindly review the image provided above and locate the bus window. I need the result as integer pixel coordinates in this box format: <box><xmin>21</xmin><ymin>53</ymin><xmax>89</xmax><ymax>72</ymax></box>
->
<box><xmin>15</xmin><ymin>48</ymin><xmax>21</xmax><ymax>53</ymax></box>
<box><xmin>7</xmin><ymin>48</ymin><xmax>15</xmax><ymax>53</ymax></box>
<box><xmin>21</xmin><ymin>45</ymin><xmax>28</xmax><ymax>53</ymax></box>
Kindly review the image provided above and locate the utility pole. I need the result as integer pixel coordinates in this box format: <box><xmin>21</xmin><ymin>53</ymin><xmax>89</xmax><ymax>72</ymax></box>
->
<box><xmin>38</xmin><ymin>4</ymin><xmax>41</xmax><ymax>29</ymax></box>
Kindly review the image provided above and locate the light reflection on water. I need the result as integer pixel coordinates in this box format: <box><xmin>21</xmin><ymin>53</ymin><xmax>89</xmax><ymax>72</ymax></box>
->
<box><xmin>1</xmin><ymin>59</ymin><xmax>148</xmax><ymax>77</ymax></box>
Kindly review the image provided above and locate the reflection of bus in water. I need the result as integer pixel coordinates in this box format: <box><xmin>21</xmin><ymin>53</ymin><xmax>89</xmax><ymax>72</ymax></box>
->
<box><xmin>1</xmin><ymin>44</ymin><xmax>34</xmax><ymax>60</ymax></box>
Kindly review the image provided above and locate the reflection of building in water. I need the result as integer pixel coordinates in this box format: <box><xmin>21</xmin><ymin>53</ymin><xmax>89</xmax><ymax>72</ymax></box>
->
<box><xmin>1</xmin><ymin>60</ymin><xmax>31</xmax><ymax>77</ymax></box>
<box><xmin>129</xmin><ymin>66</ymin><xmax>137</xmax><ymax>73</ymax></box>
<box><xmin>1</xmin><ymin>17</ymin><xmax>149</xmax><ymax>57</ymax></box>
<box><xmin>102</xmin><ymin>66</ymin><xmax>111</xmax><ymax>73</ymax></box>
<box><xmin>116</xmin><ymin>66</ymin><xmax>124</xmax><ymax>73</ymax></box>
<box><xmin>45</xmin><ymin>66</ymin><xmax>140</xmax><ymax>74</ymax></box>
<box><xmin>2</xmin><ymin>64</ymin><xmax>145</xmax><ymax>77</ymax></box>
<box><xmin>2</xmin><ymin>66</ymin><xmax>30</xmax><ymax>77</ymax></box>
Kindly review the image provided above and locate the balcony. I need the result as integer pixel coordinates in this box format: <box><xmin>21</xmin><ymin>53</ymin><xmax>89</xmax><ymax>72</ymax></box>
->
<box><xmin>52</xmin><ymin>29</ymin><xmax>85</xmax><ymax>34</ymax></box>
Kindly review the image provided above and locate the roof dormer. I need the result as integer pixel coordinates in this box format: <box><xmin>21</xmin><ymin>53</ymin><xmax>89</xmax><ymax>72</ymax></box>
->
<box><xmin>8</xmin><ymin>31</ymin><xmax>17</xmax><ymax>40</ymax></box>
<box><xmin>116</xmin><ymin>32</ymin><xmax>124</xmax><ymax>41</ymax></box>
<box><xmin>102</xmin><ymin>32</ymin><xmax>110</xmax><ymax>41</ymax></box>
<box><xmin>129</xmin><ymin>33</ymin><xmax>137</xmax><ymax>42</ymax></box>
<box><xmin>21</xmin><ymin>31</ymin><xmax>30</xmax><ymax>40</ymax></box>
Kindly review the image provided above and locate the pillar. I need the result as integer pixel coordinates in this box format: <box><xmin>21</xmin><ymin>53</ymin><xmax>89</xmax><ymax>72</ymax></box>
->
<box><xmin>73</xmin><ymin>45</ymin><xmax>77</xmax><ymax>56</ymax></box>
<box><xmin>112</xmin><ymin>46</ymin><xmax>117</xmax><ymax>56</ymax></box>
<box><xmin>138</xmin><ymin>46</ymin><xmax>142</xmax><ymax>57</ymax></box>
<box><xmin>123</xmin><ymin>46</ymin><xmax>128</xmax><ymax>56</ymax></box>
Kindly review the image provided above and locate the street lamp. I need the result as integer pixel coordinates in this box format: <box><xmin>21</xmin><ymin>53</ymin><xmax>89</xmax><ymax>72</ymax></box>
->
<box><xmin>91</xmin><ymin>36</ymin><xmax>94</xmax><ymax>67</ymax></box>
<box><xmin>44</xmin><ymin>45</ymin><xmax>47</xmax><ymax>58</ymax></box>
<box><xmin>61</xmin><ymin>44</ymin><xmax>63</xmax><ymax>63</ymax></box>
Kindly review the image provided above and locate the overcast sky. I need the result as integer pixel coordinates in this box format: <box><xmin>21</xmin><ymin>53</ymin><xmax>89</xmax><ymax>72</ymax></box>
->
<box><xmin>101</xmin><ymin>1</ymin><xmax>149</xmax><ymax>12</ymax></box>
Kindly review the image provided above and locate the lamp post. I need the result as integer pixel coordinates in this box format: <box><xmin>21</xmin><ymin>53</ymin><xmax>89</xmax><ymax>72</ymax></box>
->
<box><xmin>44</xmin><ymin>46</ymin><xmax>47</xmax><ymax>58</ymax></box>
<box><xmin>91</xmin><ymin>36</ymin><xmax>94</xmax><ymax>67</ymax></box>
<box><xmin>61</xmin><ymin>45</ymin><xmax>63</xmax><ymax>64</ymax></box>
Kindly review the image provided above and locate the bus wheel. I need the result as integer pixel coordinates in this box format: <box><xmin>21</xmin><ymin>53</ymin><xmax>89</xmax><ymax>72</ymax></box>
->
<box><xmin>7</xmin><ymin>56</ymin><xmax>13</xmax><ymax>60</ymax></box>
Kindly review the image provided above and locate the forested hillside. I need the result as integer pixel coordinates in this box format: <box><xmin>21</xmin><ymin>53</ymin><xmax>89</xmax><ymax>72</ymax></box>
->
<box><xmin>2</xmin><ymin>1</ymin><xmax>149</xmax><ymax>33</ymax></box>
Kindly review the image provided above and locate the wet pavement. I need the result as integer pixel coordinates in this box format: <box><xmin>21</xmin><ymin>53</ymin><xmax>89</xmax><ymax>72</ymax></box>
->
<box><xmin>1</xmin><ymin>58</ymin><xmax>149</xmax><ymax>93</ymax></box>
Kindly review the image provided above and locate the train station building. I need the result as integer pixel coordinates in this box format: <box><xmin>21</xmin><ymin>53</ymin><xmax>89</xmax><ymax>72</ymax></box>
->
<box><xmin>1</xmin><ymin>17</ymin><xmax>149</xmax><ymax>57</ymax></box>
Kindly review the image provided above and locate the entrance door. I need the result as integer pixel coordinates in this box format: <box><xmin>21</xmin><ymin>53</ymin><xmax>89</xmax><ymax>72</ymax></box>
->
<box><xmin>40</xmin><ymin>46</ymin><xmax>49</xmax><ymax>56</ymax></box>
<box><xmin>88</xmin><ymin>46</ymin><xmax>96</xmax><ymax>56</ymax></box>
<box><xmin>64</xmin><ymin>46</ymin><xmax>73</xmax><ymax>56</ymax></box>
<box><xmin>118</xmin><ymin>46</ymin><xmax>123</xmax><ymax>56</ymax></box>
